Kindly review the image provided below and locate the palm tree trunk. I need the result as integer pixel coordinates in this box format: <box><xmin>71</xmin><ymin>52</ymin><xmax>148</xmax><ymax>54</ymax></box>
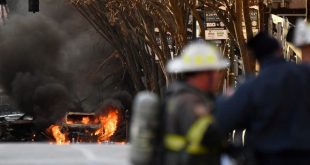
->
<box><xmin>243</xmin><ymin>0</ymin><xmax>256</xmax><ymax>72</ymax></box>
<box><xmin>258</xmin><ymin>0</ymin><xmax>266</xmax><ymax>31</ymax></box>
<box><xmin>234</xmin><ymin>0</ymin><xmax>248</xmax><ymax>74</ymax></box>
<box><xmin>243</xmin><ymin>0</ymin><xmax>253</xmax><ymax>40</ymax></box>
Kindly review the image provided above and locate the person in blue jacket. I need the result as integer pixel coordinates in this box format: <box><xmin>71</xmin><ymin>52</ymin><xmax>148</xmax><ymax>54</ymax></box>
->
<box><xmin>215</xmin><ymin>31</ymin><xmax>310</xmax><ymax>165</ymax></box>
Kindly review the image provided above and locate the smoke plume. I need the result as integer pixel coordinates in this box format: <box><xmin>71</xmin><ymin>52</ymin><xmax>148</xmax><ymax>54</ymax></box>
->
<box><xmin>0</xmin><ymin>0</ymin><xmax>117</xmax><ymax>128</ymax></box>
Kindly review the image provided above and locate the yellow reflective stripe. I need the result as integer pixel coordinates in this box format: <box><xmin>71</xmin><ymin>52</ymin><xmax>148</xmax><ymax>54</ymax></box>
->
<box><xmin>194</xmin><ymin>55</ymin><xmax>204</xmax><ymax>64</ymax></box>
<box><xmin>164</xmin><ymin>115</ymin><xmax>214</xmax><ymax>154</ymax></box>
<box><xmin>186</xmin><ymin>144</ymin><xmax>208</xmax><ymax>154</ymax></box>
<box><xmin>164</xmin><ymin>134</ymin><xmax>186</xmax><ymax>152</ymax></box>
<box><xmin>186</xmin><ymin>115</ymin><xmax>213</xmax><ymax>154</ymax></box>
<box><xmin>183</xmin><ymin>55</ymin><xmax>191</xmax><ymax>64</ymax></box>
<box><xmin>183</xmin><ymin>54</ymin><xmax>217</xmax><ymax>65</ymax></box>
<box><xmin>206</xmin><ymin>55</ymin><xmax>216</xmax><ymax>63</ymax></box>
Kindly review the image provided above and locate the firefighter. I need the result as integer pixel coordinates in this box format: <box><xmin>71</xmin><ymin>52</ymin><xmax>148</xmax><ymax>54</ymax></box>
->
<box><xmin>293</xmin><ymin>19</ymin><xmax>310</xmax><ymax>63</ymax></box>
<box><xmin>215</xmin><ymin>31</ymin><xmax>310</xmax><ymax>165</ymax></box>
<box><xmin>163</xmin><ymin>40</ymin><xmax>229</xmax><ymax>165</ymax></box>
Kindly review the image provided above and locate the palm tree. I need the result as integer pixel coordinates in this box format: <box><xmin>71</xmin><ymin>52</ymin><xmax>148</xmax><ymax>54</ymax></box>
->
<box><xmin>70</xmin><ymin>0</ymin><xmax>208</xmax><ymax>94</ymax></box>
<box><xmin>70</xmin><ymin>0</ymin><xmax>265</xmax><ymax>92</ymax></box>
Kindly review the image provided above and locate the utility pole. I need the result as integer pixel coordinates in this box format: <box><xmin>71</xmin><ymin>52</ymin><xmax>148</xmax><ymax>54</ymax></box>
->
<box><xmin>307</xmin><ymin>0</ymin><xmax>310</xmax><ymax>22</ymax></box>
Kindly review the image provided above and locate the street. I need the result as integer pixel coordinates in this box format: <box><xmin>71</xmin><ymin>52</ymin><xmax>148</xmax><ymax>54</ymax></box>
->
<box><xmin>0</xmin><ymin>143</ymin><xmax>130</xmax><ymax>165</ymax></box>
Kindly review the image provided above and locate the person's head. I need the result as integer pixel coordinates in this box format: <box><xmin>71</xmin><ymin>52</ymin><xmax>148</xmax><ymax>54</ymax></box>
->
<box><xmin>246</xmin><ymin>31</ymin><xmax>282</xmax><ymax>64</ymax></box>
<box><xmin>166</xmin><ymin>40</ymin><xmax>229</xmax><ymax>92</ymax></box>
<box><xmin>293</xmin><ymin>19</ymin><xmax>310</xmax><ymax>62</ymax></box>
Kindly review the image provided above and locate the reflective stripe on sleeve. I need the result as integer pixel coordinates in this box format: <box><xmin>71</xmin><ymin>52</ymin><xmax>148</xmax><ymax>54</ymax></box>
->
<box><xmin>186</xmin><ymin>115</ymin><xmax>213</xmax><ymax>154</ymax></box>
<box><xmin>164</xmin><ymin>115</ymin><xmax>213</xmax><ymax>154</ymax></box>
<box><xmin>164</xmin><ymin>134</ymin><xmax>186</xmax><ymax>152</ymax></box>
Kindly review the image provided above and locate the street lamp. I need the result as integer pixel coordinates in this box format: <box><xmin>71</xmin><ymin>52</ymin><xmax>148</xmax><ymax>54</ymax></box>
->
<box><xmin>29</xmin><ymin>0</ymin><xmax>39</xmax><ymax>13</ymax></box>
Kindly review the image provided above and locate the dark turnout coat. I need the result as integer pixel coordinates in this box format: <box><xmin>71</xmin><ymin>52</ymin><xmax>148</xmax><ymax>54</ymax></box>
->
<box><xmin>163</xmin><ymin>82</ymin><xmax>220</xmax><ymax>165</ymax></box>
<box><xmin>215</xmin><ymin>57</ymin><xmax>310</xmax><ymax>164</ymax></box>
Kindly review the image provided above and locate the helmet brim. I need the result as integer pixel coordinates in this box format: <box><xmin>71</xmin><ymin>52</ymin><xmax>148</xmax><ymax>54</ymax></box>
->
<box><xmin>166</xmin><ymin>57</ymin><xmax>230</xmax><ymax>74</ymax></box>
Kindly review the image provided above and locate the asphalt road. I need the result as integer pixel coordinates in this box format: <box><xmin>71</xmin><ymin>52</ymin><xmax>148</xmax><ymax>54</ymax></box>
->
<box><xmin>0</xmin><ymin>143</ymin><xmax>131</xmax><ymax>165</ymax></box>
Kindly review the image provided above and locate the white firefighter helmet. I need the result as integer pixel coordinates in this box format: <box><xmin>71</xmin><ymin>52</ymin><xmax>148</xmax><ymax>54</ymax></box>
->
<box><xmin>293</xmin><ymin>19</ymin><xmax>310</xmax><ymax>47</ymax></box>
<box><xmin>166</xmin><ymin>40</ymin><xmax>229</xmax><ymax>73</ymax></box>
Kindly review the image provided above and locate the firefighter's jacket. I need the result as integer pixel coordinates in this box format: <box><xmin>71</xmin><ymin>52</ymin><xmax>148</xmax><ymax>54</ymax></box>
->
<box><xmin>163</xmin><ymin>82</ymin><xmax>220</xmax><ymax>165</ymax></box>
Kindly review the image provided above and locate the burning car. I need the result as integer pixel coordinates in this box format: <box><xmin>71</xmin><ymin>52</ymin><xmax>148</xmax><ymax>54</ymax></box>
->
<box><xmin>61</xmin><ymin>112</ymin><xmax>101</xmax><ymax>143</ymax></box>
<box><xmin>48</xmin><ymin>109</ymin><xmax>121</xmax><ymax>144</ymax></box>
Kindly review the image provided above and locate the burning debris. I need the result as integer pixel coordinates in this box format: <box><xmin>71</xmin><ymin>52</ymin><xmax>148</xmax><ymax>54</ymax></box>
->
<box><xmin>48</xmin><ymin>108</ymin><xmax>122</xmax><ymax>144</ymax></box>
<box><xmin>0</xmin><ymin>103</ymin><xmax>128</xmax><ymax>143</ymax></box>
<box><xmin>96</xmin><ymin>110</ymin><xmax>119</xmax><ymax>142</ymax></box>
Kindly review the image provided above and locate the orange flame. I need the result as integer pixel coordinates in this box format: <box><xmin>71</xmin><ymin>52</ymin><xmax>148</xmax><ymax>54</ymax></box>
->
<box><xmin>48</xmin><ymin>110</ymin><xmax>120</xmax><ymax>143</ymax></box>
<box><xmin>81</xmin><ymin>117</ymin><xmax>90</xmax><ymax>124</ymax></box>
<box><xmin>49</xmin><ymin>125</ymin><xmax>69</xmax><ymax>144</ymax></box>
<box><xmin>66</xmin><ymin>120</ymin><xmax>74</xmax><ymax>124</ymax></box>
<box><xmin>95</xmin><ymin>110</ymin><xmax>119</xmax><ymax>141</ymax></box>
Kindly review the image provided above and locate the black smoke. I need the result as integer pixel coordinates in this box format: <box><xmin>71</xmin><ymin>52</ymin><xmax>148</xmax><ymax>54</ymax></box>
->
<box><xmin>0</xmin><ymin>14</ymin><xmax>73</xmax><ymax>127</ymax></box>
<box><xmin>0</xmin><ymin>0</ymin><xmax>119</xmax><ymax>128</ymax></box>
